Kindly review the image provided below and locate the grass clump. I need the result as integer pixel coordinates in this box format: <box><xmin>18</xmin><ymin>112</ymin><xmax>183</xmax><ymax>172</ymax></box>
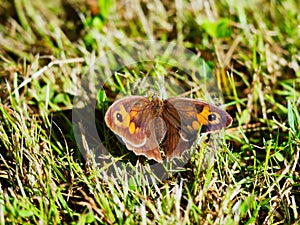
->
<box><xmin>0</xmin><ymin>0</ymin><xmax>299</xmax><ymax>224</ymax></box>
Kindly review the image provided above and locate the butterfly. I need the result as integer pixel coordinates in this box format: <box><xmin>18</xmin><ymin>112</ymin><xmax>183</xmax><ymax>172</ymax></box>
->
<box><xmin>104</xmin><ymin>96</ymin><xmax>232</xmax><ymax>162</ymax></box>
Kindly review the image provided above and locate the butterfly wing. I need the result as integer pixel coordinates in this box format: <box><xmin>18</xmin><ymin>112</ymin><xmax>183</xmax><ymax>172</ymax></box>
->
<box><xmin>105</xmin><ymin>96</ymin><xmax>165</xmax><ymax>161</ymax></box>
<box><xmin>105</xmin><ymin>96</ymin><xmax>232</xmax><ymax>162</ymax></box>
<box><xmin>162</xmin><ymin>98</ymin><xmax>232</xmax><ymax>158</ymax></box>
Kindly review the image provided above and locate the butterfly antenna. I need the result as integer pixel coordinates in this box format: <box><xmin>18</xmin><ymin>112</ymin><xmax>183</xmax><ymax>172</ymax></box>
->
<box><xmin>157</xmin><ymin>76</ymin><xmax>167</xmax><ymax>100</ymax></box>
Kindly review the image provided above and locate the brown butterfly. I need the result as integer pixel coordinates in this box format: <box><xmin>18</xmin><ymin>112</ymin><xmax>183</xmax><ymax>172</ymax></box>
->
<box><xmin>105</xmin><ymin>96</ymin><xmax>232</xmax><ymax>162</ymax></box>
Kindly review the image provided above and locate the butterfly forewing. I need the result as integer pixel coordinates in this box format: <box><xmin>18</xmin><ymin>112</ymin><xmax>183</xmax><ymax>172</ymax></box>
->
<box><xmin>105</xmin><ymin>96</ymin><xmax>167</xmax><ymax>161</ymax></box>
<box><xmin>167</xmin><ymin>98</ymin><xmax>232</xmax><ymax>134</ymax></box>
<box><xmin>105</xmin><ymin>96</ymin><xmax>151</xmax><ymax>146</ymax></box>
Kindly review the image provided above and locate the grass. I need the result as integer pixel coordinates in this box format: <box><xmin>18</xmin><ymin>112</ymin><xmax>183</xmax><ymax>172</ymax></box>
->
<box><xmin>0</xmin><ymin>0</ymin><xmax>299</xmax><ymax>224</ymax></box>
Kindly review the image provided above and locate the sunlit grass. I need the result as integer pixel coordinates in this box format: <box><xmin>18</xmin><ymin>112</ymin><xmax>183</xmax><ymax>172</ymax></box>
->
<box><xmin>0</xmin><ymin>0</ymin><xmax>299</xmax><ymax>224</ymax></box>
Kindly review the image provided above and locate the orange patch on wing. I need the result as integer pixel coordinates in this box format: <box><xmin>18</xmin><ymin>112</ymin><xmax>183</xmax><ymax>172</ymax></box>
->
<box><xmin>187</xmin><ymin>125</ymin><xmax>193</xmax><ymax>132</ymax></box>
<box><xmin>130</xmin><ymin>110</ymin><xmax>138</xmax><ymax>118</ymax></box>
<box><xmin>135</xmin><ymin>127</ymin><xmax>140</xmax><ymax>134</ymax></box>
<box><xmin>197</xmin><ymin>106</ymin><xmax>210</xmax><ymax>125</ymax></box>
<box><xmin>129</xmin><ymin>122</ymin><xmax>136</xmax><ymax>134</ymax></box>
<box><xmin>192</xmin><ymin>120</ymin><xmax>200</xmax><ymax>130</ymax></box>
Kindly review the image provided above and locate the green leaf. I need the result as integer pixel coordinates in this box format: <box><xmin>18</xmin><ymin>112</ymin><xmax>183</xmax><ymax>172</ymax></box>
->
<box><xmin>202</xmin><ymin>18</ymin><xmax>232</xmax><ymax>38</ymax></box>
<box><xmin>288</xmin><ymin>100</ymin><xmax>296</xmax><ymax>133</ymax></box>
<box><xmin>274</xmin><ymin>151</ymin><xmax>284</xmax><ymax>162</ymax></box>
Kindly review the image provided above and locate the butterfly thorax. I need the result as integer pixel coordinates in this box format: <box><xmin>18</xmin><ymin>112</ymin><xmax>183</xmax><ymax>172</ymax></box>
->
<box><xmin>150</xmin><ymin>97</ymin><xmax>165</xmax><ymax>117</ymax></box>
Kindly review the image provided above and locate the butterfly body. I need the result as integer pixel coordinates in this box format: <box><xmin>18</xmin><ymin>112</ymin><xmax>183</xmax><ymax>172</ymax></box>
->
<box><xmin>105</xmin><ymin>96</ymin><xmax>232</xmax><ymax>162</ymax></box>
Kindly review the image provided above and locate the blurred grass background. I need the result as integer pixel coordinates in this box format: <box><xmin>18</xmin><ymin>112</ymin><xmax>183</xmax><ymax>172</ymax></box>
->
<box><xmin>0</xmin><ymin>0</ymin><xmax>299</xmax><ymax>224</ymax></box>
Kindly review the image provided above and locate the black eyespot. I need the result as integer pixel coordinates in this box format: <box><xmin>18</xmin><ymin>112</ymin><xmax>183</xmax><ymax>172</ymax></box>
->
<box><xmin>116</xmin><ymin>113</ymin><xmax>123</xmax><ymax>122</ymax></box>
<box><xmin>208</xmin><ymin>113</ymin><xmax>217</xmax><ymax>121</ymax></box>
